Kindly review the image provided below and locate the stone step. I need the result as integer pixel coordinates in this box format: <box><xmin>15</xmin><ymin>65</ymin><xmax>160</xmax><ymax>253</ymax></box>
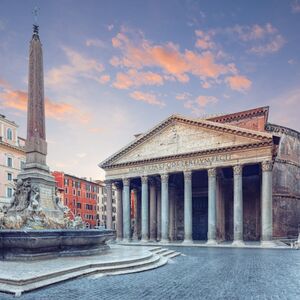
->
<box><xmin>0</xmin><ymin>253</ymin><xmax>167</xmax><ymax>297</ymax></box>
<box><xmin>165</xmin><ymin>251</ymin><xmax>181</xmax><ymax>259</ymax></box>
<box><xmin>152</xmin><ymin>248</ymin><xmax>169</xmax><ymax>255</ymax></box>
<box><xmin>160</xmin><ymin>250</ymin><xmax>175</xmax><ymax>257</ymax></box>
<box><xmin>149</xmin><ymin>247</ymin><xmax>162</xmax><ymax>252</ymax></box>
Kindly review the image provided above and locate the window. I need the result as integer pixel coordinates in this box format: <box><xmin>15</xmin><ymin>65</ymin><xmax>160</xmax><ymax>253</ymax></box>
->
<box><xmin>7</xmin><ymin>173</ymin><xmax>13</xmax><ymax>181</ymax></box>
<box><xmin>65</xmin><ymin>187</ymin><xmax>68</xmax><ymax>194</ymax></box>
<box><xmin>65</xmin><ymin>198</ymin><xmax>68</xmax><ymax>205</ymax></box>
<box><xmin>7</xmin><ymin>187</ymin><xmax>13</xmax><ymax>198</ymax></box>
<box><xmin>77</xmin><ymin>202</ymin><xmax>82</xmax><ymax>209</ymax></box>
<box><xmin>6</xmin><ymin>128</ymin><xmax>12</xmax><ymax>140</ymax></box>
<box><xmin>20</xmin><ymin>160</ymin><xmax>25</xmax><ymax>170</ymax></box>
<box><xmin>7</xmin><ymin>157</ymin><xmax>12</xmax><ymax>167</ymax></box>
<box><xmin>77</xmin><ymin>190</ymin><xmax>81</xmax><ymax>196</ymax></box>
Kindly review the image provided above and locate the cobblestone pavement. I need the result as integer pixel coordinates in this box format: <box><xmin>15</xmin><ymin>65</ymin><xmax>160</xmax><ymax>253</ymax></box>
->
<box><xmin>1</xmin><ymin>247</ymin><xmax>300</xmax><ymax>300</ymax></box>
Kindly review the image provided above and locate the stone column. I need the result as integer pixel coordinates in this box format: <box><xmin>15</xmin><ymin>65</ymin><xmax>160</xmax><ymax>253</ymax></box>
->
<box><xmin>183</xmin><ymin>170</ymin><xmax>193</xmax><ymax>243</ymax></box>
<box><xmin>149</xmin><ymin>179</ymin><xmax>157</xmax><ymax>241</ymax></box>
<box><xmin>156</xmin><ymin>182</ymin><xmax>161</xmax><ymax>240</ymax></box>
<box><xmin>169</xmin><ymin>185</ymin><xmax>176</xmax><ymax>241</ymax></box>
<box><xmin>261</xmin><ymin>161</ymin><xmax>273</xmax><ymax>246</ymax></box>
<box><xmin>207</xmin><ymin>168</ymin><xmax>217</xmax><ymax>245</ymax></box>
<box><xmin>233</xmin><ymin>165</ymin><xmax>244</xmax><ymax>246</ymax></box>
<box><xmin>122</xmin><ymin>178</ymin><xmax>131</xmax><ymax>241</ymax></box>
<box><xmin>105</xmin><ymin>180</ymin><xmax>113</xmax><ymax>230</ymax></box>
<box><xmin>115</xmin><ymin>182</ymin><xmax>123</xmax><ymax>241</ymax></box>
<box><xmin>161</xmin><ymin>173</ymin><xmax>169</xmax><ymax>242</ymax></box>
<box><xmin>132</xmin><ymin>188</ymin><xmax>138</xmax><ymax>240</ymax></box>
<box><xmin>141</xmin><ymin>176</ymin><xmax>149</xmax><ymax>241</ymax></box>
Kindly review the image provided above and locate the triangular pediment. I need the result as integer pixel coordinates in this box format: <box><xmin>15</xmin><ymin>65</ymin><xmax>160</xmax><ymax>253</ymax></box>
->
<box><xmin>100</xmin><ymin>115</ymin><xmax>273</xmax><ymax>168</ymax></box>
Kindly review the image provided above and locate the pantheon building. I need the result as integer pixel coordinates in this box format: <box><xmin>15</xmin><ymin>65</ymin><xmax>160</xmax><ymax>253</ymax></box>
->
<box><xmin>99</xmin><ymin>106</ymin><xmax>300</xmax><ymax>246</ymax></box>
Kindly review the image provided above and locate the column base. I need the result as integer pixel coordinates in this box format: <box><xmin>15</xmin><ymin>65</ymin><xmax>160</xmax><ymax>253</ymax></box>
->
<box><xmin>260</xmin><ymin>240</ymin><xmax>277</xmax><ymax>248</ymax></box>
<box><xmin>232</xmin><ymin>240</ymin><xmax>245</xmax><ymax>247</ymax></box>
<box><xmin>122</xmin><ymin>238</ymin><xmax>132</xmax><ymax>243</ymax></box>
<box><xmin>141</xmin><ymin>239</ymin><xmax>149</xmax><ymax>243</ymax></box>
<box><xmin>206</xmin><ymin>239</ymin><xmax>218</xmax><ymax>246</ymax></box>
<box><xmin>159</xmin><ymin>239</ymin><xmax>169</xmax><ymax>244</ymax></box>
<box><xmin>182</xmin><ymin>239</ymin><xmax>193</xmax><ymax>245</ymax></box>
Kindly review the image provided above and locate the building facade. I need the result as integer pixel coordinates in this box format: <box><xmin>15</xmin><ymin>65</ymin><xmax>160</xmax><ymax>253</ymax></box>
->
<box><xmin>0</xmin><ymin>114</ymin><xmax>26</xmax><ymax>207</ymax></box>
<box><xmin>52</xmin><ymin>171</ymin><xmax>100</xmax><ymax>228</ymax></box>
<box><xmin>99</xmin><ymin>107</ymin><xmax>300</xmax><ymax>245</ymax></box>
<box><xmin>96</xmin><ymin>180</ymin><xmax>117</xmax><ymax>229</ymax></box>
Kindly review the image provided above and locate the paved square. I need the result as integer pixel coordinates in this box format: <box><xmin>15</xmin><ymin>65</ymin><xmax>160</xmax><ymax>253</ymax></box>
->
<box><xmin>1</xmin><ymin>247</ymin><xmax>299</xmax><ymax>300</ymax></box>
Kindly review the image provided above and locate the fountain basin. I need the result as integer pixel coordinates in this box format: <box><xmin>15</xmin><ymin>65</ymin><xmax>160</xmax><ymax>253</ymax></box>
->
<box><xmin>0</xmin><ymin>229</ymin><xmax>115</xmax><ymax>260</ymax></box>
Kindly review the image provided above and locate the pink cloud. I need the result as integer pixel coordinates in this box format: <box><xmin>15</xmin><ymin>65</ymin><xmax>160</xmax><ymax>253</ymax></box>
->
<box><xmin>195</xmin><ymin>30</ymin><xmax>215</xmax><ymax>49</ymax></box>
<box><xmin>113</xmin><ymin>69</ymin><xmax>164</xmax><ymax>89</ymax></box>
<box><xmin>176</xmin><ymin>92</ymin><xmax>192</xmax><ymax>101</ymax></box>
<box><xmin>0</xmin><ymin>81</ymin><xmax>89</xmax><ymax>123</ymax></box>
<box><xmin>110</xmin><ymin>29</ymin><xmax>237</xmax><ymax>84</ymax></box>
<box><xmin>225</xmin><ymin>75</ymin><xmax>252</xmax><ymax>92</ymax></box>
<box><xmin>196</xmin><ymin>95</ymin><xmax>218</xmax><ymax>107</ymax></box>
<box><xmin>98</xmin><ymin>74</ymin><xmax>110</xmax><ymax>84</ymax></box>
<box><xmin>46</xmin><ymin>47</ymin><xmax>104</xmax><ymax>87</ymax></box>
<box><xmin>226</xmin><ymin>23</ymin><xmax>285</xmax><ymax>55</ymax></box>
<box><xmin>249</xmin><ymin>35</ymin><xmax>285</xmax><ymax>55</ymax></box>
<box><xmin>201</xmin><ymin>81</ymin><xmax>211</xmax><ymax>89</ymax></box>
<box><xmin>232</xmin><ymin>23</ymin><xmax>276</xmax><ymax>41</ymax></box>
<box><xmin>177</xmin><ymin>93</ymin><xmax>218</xmax><ymax>116</ymax></box>
<box><xmin>129</xmin><ymin>91</ymin><xmax>165</xmax><ymax>107</ymax></box>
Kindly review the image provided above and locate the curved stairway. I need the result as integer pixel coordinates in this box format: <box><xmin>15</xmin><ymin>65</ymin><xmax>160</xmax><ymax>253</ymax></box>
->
<box><xmin>0</xmin><ymin>245</ymin><xmax>181</xmax><ymax>297</ymax></box>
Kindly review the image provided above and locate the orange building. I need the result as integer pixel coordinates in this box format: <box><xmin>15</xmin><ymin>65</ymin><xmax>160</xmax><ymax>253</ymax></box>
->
<box><xmin>52</xmin><ymin>171</ymin><xmax>100</xmax><ymax>228</ymax></box>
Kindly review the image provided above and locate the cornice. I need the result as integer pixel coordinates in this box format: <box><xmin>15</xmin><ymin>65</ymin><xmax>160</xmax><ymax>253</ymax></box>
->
<box><xmin>265</xmin><ymin>123</ymin><xmax>300</xmax><ymax>140</ymax></box>
<box><xmin>207</xmin><ymin>106</ymin><xmax>269</xmax><ymax>124</ymax></box>
<box><xmin>0</xmin><ymin>140</ymin><xmax>25</xmax><ymax>153</ymax></box>
<box><xmin>102</xmin><ymin>140</ymin><xmax>273</xmax><ymax>170</ymax></box>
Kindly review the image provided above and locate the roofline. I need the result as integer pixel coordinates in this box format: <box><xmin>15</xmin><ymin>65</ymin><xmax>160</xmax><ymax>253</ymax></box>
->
<box><xmin>266</xmin><ymin>123</ymin><xmax>300</xmax><ymax>139</ymax></box>
<box><xmin>207</xmin><ymin>106</ymin><xmax>269</xmax><ymax>123</ymax></box>
<box><xmin>0</xmin><ymin>139</ymin><xmax>25</xmax><ymax>153</ymax></box>
<box><xmin>52</xmin><ymin>170</ymin><xmax>101</xmax><ymax>185</ymax></box>
<box><xmin>0</xmin><ymin>113</ymin><xmax>19</xmax><ymax>127</ymax></box>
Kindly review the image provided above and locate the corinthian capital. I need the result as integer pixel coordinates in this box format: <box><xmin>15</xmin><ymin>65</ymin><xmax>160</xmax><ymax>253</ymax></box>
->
<box><xmin>141</xmin><ymin>175</ymin><xmax>148</xmax><ymax>184</ymax></box>
<box><xmin>262</xmin><ymin>161</ymin><xmax>273</xmax><ymax>172</ymax></box>
<box><xmin>122</xmin><ymin>178</ymin><xmax>130</xmax><ymax>186</ymax></box>
<box><xmin>160</xmin><ymin>173</ymin><xmax>169</xmax><ymax>183</ymax></box>
<box><xmin>233</xmin><ymin>165</ymin><xmax>243</xmax><ymax>176</ymax></box>
<box><xmin>184</xmin><ymin>170</ymin><xmax>192</xmax><ymax>180</ymax></box>
<box><xmin>207</xmin><ymin>168</ymin><xmax>216</xmax><ymax>177</ymax></box>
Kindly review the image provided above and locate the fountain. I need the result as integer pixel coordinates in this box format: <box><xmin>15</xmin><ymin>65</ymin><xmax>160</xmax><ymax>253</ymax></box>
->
<box><xmin>0</xmin><ymin>22</ymin><xmax>114</xmax><ymax>261</ymax></box>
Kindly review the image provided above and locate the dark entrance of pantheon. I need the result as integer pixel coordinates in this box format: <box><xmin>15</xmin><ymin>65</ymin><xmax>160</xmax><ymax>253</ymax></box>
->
<box><xmin>192</xmin><ymin>196</ymin><xmax>208</xmax><ymax>240</ymax></box>
<box><xmin>192</xmin><ymin>170</ymin><xmax>208</xmax><ymax>240</ymax></box>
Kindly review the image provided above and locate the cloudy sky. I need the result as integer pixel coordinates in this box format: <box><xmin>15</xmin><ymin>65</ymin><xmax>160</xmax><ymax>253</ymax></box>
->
<box><xmin>0</xmin><ymin>0</ymin><xmax>300</xmax><ymax>179</ymax></box>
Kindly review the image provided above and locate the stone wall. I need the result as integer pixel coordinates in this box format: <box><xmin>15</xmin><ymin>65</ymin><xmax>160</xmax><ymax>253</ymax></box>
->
<box><xmin>266</xmin><ymin>123</ymin><xmax>300</xmax><ymax>238</ymax></box>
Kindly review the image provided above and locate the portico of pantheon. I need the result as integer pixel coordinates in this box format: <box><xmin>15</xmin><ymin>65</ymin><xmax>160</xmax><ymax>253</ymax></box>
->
<box><xmin>99</xmin><ymin>106</ymin><xmax>300</xmax><ymax>246</ymax></box>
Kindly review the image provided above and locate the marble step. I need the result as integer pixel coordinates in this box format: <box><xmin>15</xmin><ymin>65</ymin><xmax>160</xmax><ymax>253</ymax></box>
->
<box><xmin>152</xmin><ymin>248</ymin><xmax>169</xmax><ymax>255</ymax></box>
<box><xmin>149</xmin><ymin>247</ymin><xmax>162</xmax><ymax>252</ymax></box>
<box><xmin>0</xmin><ymin>253</ymin><xmax>168</xmax><ymax>297</ymax></box>
<box><xmin>165</xmin><ymin>251</ymin><xmax>181</xmax><ymax>259</ymax></box>
<box><xmin>160</xmin><ymin>250</ymin><xmax>176</xmax><ymax>257</ymax></box>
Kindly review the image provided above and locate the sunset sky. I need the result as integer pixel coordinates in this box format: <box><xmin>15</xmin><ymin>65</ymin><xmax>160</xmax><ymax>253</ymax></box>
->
<box><xmin>0</xmin><ymin>0</ymin><xmax>300</xmax><ymax>180</ymax></box>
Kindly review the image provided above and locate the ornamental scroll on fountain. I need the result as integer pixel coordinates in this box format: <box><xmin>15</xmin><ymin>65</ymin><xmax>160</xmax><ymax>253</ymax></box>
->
<box><xmin>0</xmin><ymin>24</ymin><xmax>83</xmax><ymax>230</ymax></box>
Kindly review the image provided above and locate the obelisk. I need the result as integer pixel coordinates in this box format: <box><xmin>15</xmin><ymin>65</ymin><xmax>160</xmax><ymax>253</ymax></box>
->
<box><xmin>18</xmin><ymin>23</ymin><xmax>62</xmax><ymax>220</ymax></box>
